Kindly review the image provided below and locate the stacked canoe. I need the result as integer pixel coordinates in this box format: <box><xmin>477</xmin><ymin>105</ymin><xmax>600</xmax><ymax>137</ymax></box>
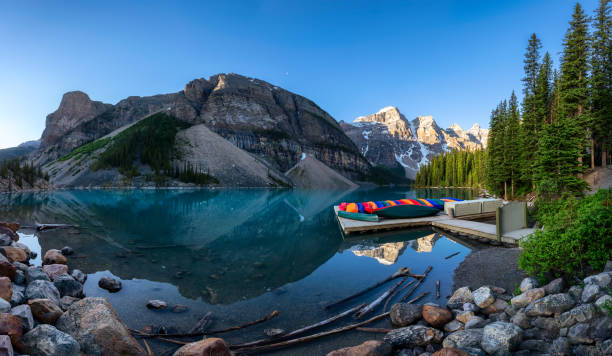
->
<box><xmin>338</xmin><ymin>198</ymin><xmax>462</xmax><ymax>221</ymax></box>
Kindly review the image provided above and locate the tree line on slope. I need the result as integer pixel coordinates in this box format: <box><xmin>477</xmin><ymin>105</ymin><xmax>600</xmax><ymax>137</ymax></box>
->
<box><xmin>414</xmin><ymin>149</ymin><xmax>485</xmax><ymax>188</ymax></box>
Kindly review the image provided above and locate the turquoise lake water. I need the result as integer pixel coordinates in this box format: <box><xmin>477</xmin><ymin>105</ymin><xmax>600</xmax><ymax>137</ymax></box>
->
<box><xmin>0</xmin><ymin>187</ymin><xmax>479</xmax><ymax>355</ymax></box>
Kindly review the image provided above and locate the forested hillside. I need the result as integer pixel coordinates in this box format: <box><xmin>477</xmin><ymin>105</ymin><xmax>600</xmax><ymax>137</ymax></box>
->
<box><xmin>417</xmin><ymin>1</ymin><xmax>611</xmax><ymax>199</ymax></box>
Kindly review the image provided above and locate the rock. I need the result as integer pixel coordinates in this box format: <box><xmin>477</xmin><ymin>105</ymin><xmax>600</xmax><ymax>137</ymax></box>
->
<box><xmin>584</xmin><ymin>272</ymin><xmax>612</xmax><ymax>288</ymax></box>
<box><xmin>574</xmin><ymin>345</ymin><xmax>602</xmax><ymax>356</ymax></box>
<box><xmin>0</xmin><ymin>222</ymin><xmax>19</xmax><ymax>233</ymax></box>
<box><xmin>472</xmin><ymin>286</ymin><xmax>495</xmax><ymax>308</ymax></box>
<box><xmin>60</xmin><ymin>246</ymin><xmax>74</xmax><ymax>256</ymax></box>
<box><xmin>443</xmin><ymin>320</ymin><xmax>464</xmax><ymax>333</ymax></box>
<box><xmin>518</xmin><ymin>339</ymin><xmax>550</xmax><ymax>353</ymax></box>
<box><xmin>0</xmin><ymin>334</ymin><xmax>12</xmax><ymax>356</ymax></box>
<box><xmin>590</xmin><ymin>316</ymin><xmax>612</xmax><ymax>339</ymax></box>
<box><xmin>455</xmin><ymin>311</ymin><xmax>475</xmax><ymax>324</ymax></box>
<box><xmin>447</xmin><ymin>287</ymin><xmax>473</xmax><ymax>309</ymax></box>
<box><xmin>326</xmin><ymin>340</ymin><xmax>392</xmax><ymax>356</ymax></box>
<box><xmin>543</xmin><ymin>278</ymin><xmax>564</xmax><ymax>295</ymax></box>
<box><xmin>595</xmin><ymin>295</ymin><xmax>612</xmax><ymax>314</ymax></box>
<box><xmin>174</xmin><ymin>337</ymin><xmax>231</xmax><ymax>356</ymax></box>
<box><xmin>12</xmin><ymin>262</ymin><xmax>27</xmax><ymax>272</ymax></box>
<box><xmin>0</xmin><ymin>261</ymin><xmax>16</xmax><ymax>281</ymax></box>
<box><xmin>504</xmin><ymin>304</ymin><xmax>519</xmax><ymax>317</ymax></box>
<box><xmin>42</xmin><ymin>249</ymin><xmax>67</xmax><ymax>265</ymax></box>
<box><xmin>70</xmin><ymin>269</ymin><xmax>86</xmax><ymax>284</ymax></box>
<box><xmin>390</xmin><ymin>303</ymin><xmax>423</xmax><ymax>327</ymax></box>
<box><xmin>98</xmin><ymin>276</ymin><xmax>121</xmax><ymax>292</ymax></box>
<box><xmin>0</xmin><ymin>277</ymin><xmax>11</xmax><ymax>302</ymax></box>
<box><xmin>59</xmin><ymin>296</ymin><xmax>79</xmax><ymax>311</ymax></box>
<box><xmin>0</xmin><ymin>313</ymin><xmax>23</xmax><ymax>349</ymax></box>
<box><xmin>0</xmin><ymin>298</ymin><xmax>10</xmax><ymax>313</ymax></box>
<box><xmin>422</xmin><ymin>305</ymin><xmax>452</xmax><ymax>328</ymax></box>
<box><xmin>601</xmin><ymin>339</ymin><xmax>612</xmax><ymax>354</ymax></box>
<box><xmin>10</xmin><ymin>284</ymin><xmax>24</xmax><ymax>307</ymax></box>
<box><xmin>550</xmin><ymin>337</ymin><xmax>570</xmax><ymax>355</ymax></box>
<box><xmin>10</xmin><ymin>304</ymin><xmax>34</xmax><ymax>331</ymax></box>
<box><xmin>525</xmin><ymin>293</ymin><xmax>575</xmax><ymax>316</ymax></box>
<box><xmin>559</xmin><ymin>304</ymin><xmax>596</xmax><ymax>328</ymax></box>
<box><xmin>0</xmin><ymin>234</ymin><xmax>12</xmax><ymax>247</ymax></box>
<box><xmin>56</xmin><ymin>297</ymin><xmax>145</xmax><ymax>355</ymax></box>
<box><xmin>533</xmin><ymin>316</ymin><xmax>560</xmax><ymax>331</ymax></box>
<box><xmin>567</xmin><ymin>322</ymin><xmax>592</xmax><ymax>344</ymax></box>
<box><xmin>146</xmin><ymin>300</ymin><xmax>167</xmax><ymax>310</ymax></box>
<box><xmin>21</xmin><ymin>324</ymin><xmax>80</xmax><ymax>356</ymax></box>
<box><xmin>0</xmin><ymin>247</ymin><xmax>27</xmax><ymax>264</ymax></box>
<box><xmin>582</xmin><ymin>284</ymin><xmax>601</xmax><ymax>303</ymax></box>
<box><xmin>0</xmin><ymin>226</ymin><xmax>18</xmax><ymax>241</ymax></box>
<box><xmin>384</xmin><ymin>325</ymin><xmax>443</xmax><ymax>348</ymax></box>
<box><xmin>604</xmin><ymin>261</ymin><xmax>612</xmax><ymax>272</ymax></box>
<box><xmin>431</xmin><ymin>348</ymin><xmax>470</xmax><ymax>356</ymax></box>
<box><xmin>28</xmin><ymin>298</ymin><xmax>63</xmax><ymax>324</ymax></box>
<box><xmin>481</xmin><ymin>299</ymin><xmax>508</xmax><ymax>314</ymax></box>
<box><xmin>510</xmin><ymin>287</ymin><xmax>545</xmax><ymax>308</ymax></box>
<box><xmin>519</xmin><ymin>277</ymin><xmax>539</xmax><ymax>292</ymax></box>
<box><xmin>464</xmin><ymin>316</ymin><xmax>488</xmax><ymax>329</ymax></box>
<box><xmin>13</xmin><ymin>270</ymin><xmax>24</xmax><ymax>285</ymax></box>
<box><xmin>172</xmin><ymin>304</ymin><xmax>188</xmax><ymax>313</ymax></box>
<box><xmin>510</xmin><ymin>312</ymin><xmax>530</xmax><ymax>329</ymax></box>
<box><xmin>26</xmin><ymin>267</ymin><xmax>51</xmax><ymax>284</ymax></box>
<box><xmin>569</xmin><ymin>285</ymin><xmax>583</xmax><ymax>301</ymax></box>
<box><xmin>463</xmin><ymin>303</ymin><xmax>478</xmax><ymax>313</ymax></box>
<box><xmin>481</xmin><ymin>322</ymin><xmax>523</xmax><ymax>355</ymax></box>
<box><xmin>42</xmin><ymin>264</ymin><xmax>68</xmax><ymax>281</ymax></box>
<box><xmin>489</xmin><ymin>312</ymin><xmax>509</xmax><ymax>322</ymax></box>
<box><xmin>53</xmin><ymin>274</ymin><xmax>83</xmax><ymax>298</ymax></box>
<box><xmin>25</xmin><ymin>280</ymin><xmax>60</xmax><ymax>305</ymax></box>
<box><xmin>442</xmin><ymin>329</ymin><xmax>483</xmax><ymax>349</ymax></box>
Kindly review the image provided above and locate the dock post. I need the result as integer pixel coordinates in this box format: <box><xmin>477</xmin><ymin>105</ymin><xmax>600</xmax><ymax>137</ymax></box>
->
<box><xmin>495</xmin><ymin>206</ymin><xmax>502</xmax><ymax>242</ymax></box>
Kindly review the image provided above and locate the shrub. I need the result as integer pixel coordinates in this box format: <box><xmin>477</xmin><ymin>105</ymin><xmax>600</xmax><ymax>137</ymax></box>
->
<box><xmin>518</xmin><ymin>189</ymin><xmax>612</xmax><ymax>281</ymax></box>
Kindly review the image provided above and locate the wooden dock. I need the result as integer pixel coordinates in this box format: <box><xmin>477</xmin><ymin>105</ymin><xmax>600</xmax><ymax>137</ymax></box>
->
<box><xmin>333</xmin><ymin>206</ymin><xmax>534</xmax><ymax>245</ymax></box>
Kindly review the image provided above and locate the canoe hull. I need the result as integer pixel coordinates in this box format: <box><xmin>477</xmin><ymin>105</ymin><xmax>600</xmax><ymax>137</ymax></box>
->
<box><xmin>337</xmin><ymin>210</ymin><xmax>380</xmax><ymax>222</ymax></box>
<box><xmin>374</xmin><ymin>204</ymin><xmax>439</xmax><ymax>218</ymax></box>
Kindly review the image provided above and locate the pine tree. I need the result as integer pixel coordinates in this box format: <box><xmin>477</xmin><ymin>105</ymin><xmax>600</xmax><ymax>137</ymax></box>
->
<box><xmin>591</xmin><ymin>0</ymin><xmax>612</xmax><ymax>167</ymax></box>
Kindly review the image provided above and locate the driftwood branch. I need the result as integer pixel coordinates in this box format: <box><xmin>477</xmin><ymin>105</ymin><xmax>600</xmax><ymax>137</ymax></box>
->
<box><xmin>325</xmin><ymin>267</ymin><xmax>421</xmax><ymax>309</ymax></box>
<box><xmin>188</xmin><ymin>312</ymin><xmax>213</xmax><ymax>334</ymax></box>
<box><xmin>356</xmin><ymin>327</ymin><xmax>391</xmax><ymax>333</ymax></box>
<box><xmin>445</xmin><ymin>252</ymin><xmax>460</xmax><ymax>259</ymax></box>
<box><xmin>35</xmin><ymin>223</ymin><xmax>76</xmax><ymax>231</ymax></box>
<box><xmin>356</xmin><ymin>279</ymin><xmax>405</xmax><ymax>318</ymax></box>
<box><xmin>436</xmin><ymin>280</ymin><xmax>440</xmax><ymax>299</ymax></box>
<box><xmin>142</xmin><ymin>339</ymin><xmax>153</xmax><ymax>356</ymax></box>
<box><xmin>383</xmin><ymin>279</ymin><xmax>415</xmax><ymax>312</ymax></box>
<box><xmin>400</xmin><ymin>266</ymin><xmax>432</xmax><ymax>302</ymax></box>
<box><xmin>406</xmin><ymin>292</ymin><xmax>429</xmax><ymax>304</ymax></box>
<box><xmin>230</xmin><ymin>303</ymin><xmax>365</xmax><ymax>349</ymax></box>
<box><xmin>232</xmin><ymin>311</ymin><xmax>390</xmax><ymax>354</ymax></box>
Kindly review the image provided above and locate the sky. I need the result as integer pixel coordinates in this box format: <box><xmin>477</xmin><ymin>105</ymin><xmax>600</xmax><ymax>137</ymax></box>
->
<box><xmin>0</xmin><ymin>0</ymin><xmax>600</xmax><ymax>148</ymax></box>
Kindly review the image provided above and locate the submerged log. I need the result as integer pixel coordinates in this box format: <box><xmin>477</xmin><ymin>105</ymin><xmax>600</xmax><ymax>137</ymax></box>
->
<box><xmin>400</xmin><ymin>266</ymin><xmax>432</xmax><ymax>302</ymax></box>
<box><xmin>188</xmin><ymin>311</ymin><xmax>213</xmax><ymax>334</ymax></box>
<box><xmin>356</xmin><ymin>327</ymin><xmax>391</xmax><ymax>333</ymax></box>
<box><xmin>436</xmin><ymin>280</ymin><xmax>440</xmax><ymax>299</ymax></box>
<box><xmin>445</xmin><ymin>252</ymin><xmax>460</xmax><ymax>259</ymax></box>
<box><xmin>325</xmin><ymin>267</ymin><xmax>422</xmax><ymax>309</ymax></box>
<box><xmin>35</xmin><ymin>223</ymin><xmax>76</xmax><ymax>231</ymax></box>
<box><xmin>355</xmin><ymin>279</ymin><xmax>405</xmax><ymax>318</ymax></box>
<box><xmin>383</xmin><ymin>279</ymin><xmax>415</xmax><ymax>312</ymax></box>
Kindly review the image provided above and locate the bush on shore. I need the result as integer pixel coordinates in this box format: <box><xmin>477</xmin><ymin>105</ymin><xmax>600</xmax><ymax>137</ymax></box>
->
<box><xmin>518</xmin><ymin>188</ymin><xmax>612</xmax><ymax>281</ymax></box>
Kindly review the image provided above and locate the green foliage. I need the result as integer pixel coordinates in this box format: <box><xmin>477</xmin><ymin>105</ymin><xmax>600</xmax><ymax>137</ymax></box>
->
<box><xmin>164</xmin><ymin>161</ymin><xmax>219</xmax><ymax>186</ymax></box>
<box><xmin>59</xmin><ymin>137</ymin><xmax>111</xmax><ymax>161</ymax></box>
<box><xmin>0</xmin><ymin>158</ymin><xmax>49</xmax><ymax>188</ymax></box>
<box><xmin>415</xmin><ymin>149</ymin><xmax>485</xmax><ymax>188</ymax></box>
<box><xmin>518</xmin><ymin>189</ymin><xmax>612</xmax><ymax>280</ymax></box>
<box><xmin>603</xmin><ymin>299</ymin><xmax>612</xmax><ymax>317</ymax></box>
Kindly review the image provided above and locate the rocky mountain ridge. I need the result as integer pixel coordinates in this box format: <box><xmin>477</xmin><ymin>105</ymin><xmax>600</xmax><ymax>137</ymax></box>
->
<box><xmin>340</xmin><ymin>106</ymin><xmax>488</xmax><ymax>179</ymax></box>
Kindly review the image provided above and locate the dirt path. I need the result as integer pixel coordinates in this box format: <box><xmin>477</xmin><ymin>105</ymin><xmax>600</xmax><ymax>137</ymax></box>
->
<box><xmin>452</xmin><ymin>247</ymin><xmax>527</xmax><ymax>293</ymax></box>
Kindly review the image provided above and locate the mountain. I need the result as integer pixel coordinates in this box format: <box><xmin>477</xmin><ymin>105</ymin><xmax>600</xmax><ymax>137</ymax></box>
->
<box><xmin>31</xmin><ymin>74</ymin><xmax>372</xmax><ymax>188</ymax></box>
<box><xmin>340</xmin><ymin>106</ymin><xmax>488</xmax><ymax>179</ymax></box>
<box><xmin>0</xmin><ymin>140</ymin><xmax>40</xmax><ymax>162</ymax></box>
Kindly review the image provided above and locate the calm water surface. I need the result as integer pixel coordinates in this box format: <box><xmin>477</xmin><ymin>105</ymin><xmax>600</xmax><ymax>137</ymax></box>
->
<box><xmin>0</xmin><ymin>187</ymin><xmax>478</xmax><ymax>355</ymax></box>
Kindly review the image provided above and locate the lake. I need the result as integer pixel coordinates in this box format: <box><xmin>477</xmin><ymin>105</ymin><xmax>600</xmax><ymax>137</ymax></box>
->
<box><xmin>0</xmin><ymin>187</ymin><xmax>479</xmax><ymax>355</ymax></box>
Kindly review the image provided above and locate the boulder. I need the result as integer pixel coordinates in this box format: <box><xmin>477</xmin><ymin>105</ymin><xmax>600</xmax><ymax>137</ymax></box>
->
<box><xmin>584</xmin><ymin>272</ymin><xmax>612</xmax><ymax>288</ymax></box>
<box><xmin>464</xmin><ymin>316</ymin><xmax>488</xmax><ymax>329</ymax></box>
<box><xmin>481</xmin><ymin>298</ymin><xmax>508</xmax><ymax>314</ymax></box>
<box><xmin>510</xmin><ymin>287</ymin><xmax>545</xmax><ymax>308</ymax></box>
<box><xmin>146</xmin><ymin>300</ymin><xmax>167</xmax><ymax>310</ymax></box>
<box><xmin>25</xmin><ymin>280</ymin><xmax>61</xmax><ymax>305</ymax></box>
<box><xmin>28</xmin><ymin>298</ymin><xmax>63</xmax><ymax>324</ymax></box>
<box><xmin>0</xmin><ymin>235</ymin><xmax>11</xmax><ymax>247</ymax></box>
<box><xmin>432</xmin><ymin>348</ymin><xmax>471</xmax><ymax>356</ymax></box>
<box><xmin>472</xmin><ymin>286</ymin><xmax>495</xmax><ymax>308</ymax></box>
<box><xmin>443</xmin><ymin>320</ymin><xmax>464</xmax><ymax>333</ymax></box>
<box><xmin>533</xmin><ymin>316</ymin><xmax>560</xmax><ymax>332</ymax></box>
<box><xmin>0</xmin><ymin>226</ymin><xmax>18</xmax><ymax>241</ymax></box>
<box><xmin>567</xmin><ymin>322</ymin><xmax>592</xmax><ymax>344</ymax></box>
<box><xmin>442</xmin><ymin>329</ymin><xmax>483</xmax><ymax>349</ymax></box>
<box><xmin>53</xmin><ymin>274</ymin><xmax>83</xmax><ymax>298</ymax></box>
<box><xmin>0</xmin><ymin>298</ymin><xmax>10</xmax><ymax>313</ymax></box>
<box><xmin>383</xmin><ymin>325</ymin><xmax>443</xmax><ymax>348</ymax></box>
<box><xmin>590</xmin><ymin>316</ymin><xmax>612</xmax><ymax>339</ymax></box>
<box><xmin>519</xmin><ymin>277</ymin><xmax>539</xmax><ymax>292</ymax></box>
<box><xmin>42</xmin><ymin>264</ymin><xmax>68</xmax><ymax>281</ymax></box>
<box><xmin>390</xmin><ymin>303</ymin><xmax>422</xmax><ymax>327</ymax></box>
<box><xmin>488</xmin><ymin>312</ymin><xmax>509</xmax><ymax>322</ymax></box>
<box><xmin>174</xmin><ymin>337</ymin><xmax>231</xmax><ymax>356</ymax></box>
<box><xmin>543</xmin><ymin>278</ymin><xmax>564</xmax><ymax>295</ymax></box>
<box><xmin>481</xmin><ymin>322</ymin><xmax>523</xmax><ymax>355</ymax></box>
<box><xmin>10</xmin><ymin>304</ymin><xmax>34</xmax><ymax>331</ymax></box>
<box><xmin>463</xmin><ymin>303</ymin><xmax>478</xmax><ymax>312</ymax></box>
<box><xmin>0</xmin><ymin>261</ymin><xmax>16</xmax><ymax>281</ymax></box>
<box><xmin>510</xmin><ymin>312</ymin><xmax>530</xmax><ymax>329</ymax></box>
<box><xmin>70</xmin><ymin>269</ymin><xmax>87</xmax><ymax>284</ymax></box>
<box><xmin>0</xmin><ymin>277</ymin><xmax>11</xmax><ymax>302</ymax></box>
<box><xmin>524</xmin><ymin>293</ymin><xmax>575</xmax><ymax>316</ymax></box>
<box><xmin>326</xmin><ymin>340</ymin><xmax>392</xmax><ymax>356</ymax></box>
<box><xmin>0</xmin><ymin>335</ymin><xmax>12</xmax><ymax>356</ymax></box>
<box><xmin>59</xmin><ymin>296</ymin><xmax>80</xmax><ymax>311</ymax></box>
<box><xmin>568</xmin><ymin>285</ymin><xmax>583</xmax><ymax>301</ymax></box>
<box><xmin>98</xmin><ymin>276</ymin><xmax>121</xmax><ymax>292</ymax></box>
<box><xmin>10</xmin><ymin>284</ymin><xmax>25</xmax><ymax>307</ymax></box>
<box><xmin>447</xmin><ymin>287</ymin><xmax>473</xmax><ymax>309</ymax></box>
<box><xmin>582</xmin><ymin>284</ymin><xmax>601</xmax><ymax>303</ymax></box>
<box><xmin>550</xmin><ymin>337</ymin><xmax>570</xmax><ymax>355</ymax></box>
<box><xmin>595</xmin><ymin>295</ymin><xmax>612</xmax><ymax>314</ymax></box>
<box><xmin>26</xmin><ymin>267</ymin><xmax>51</xmax><ymax>284</ymax></box>
<box><xmin>14</xmin><ymin>270</ymin><xmax>25</xmax><ymax>285</ymax></box>
<box><xmin>0</xmin><ymin>313</ymin><xmax>24</xmax><ymax>349</ymax></box>
<box><xmin>518</xmin><ymin>339</ymin><xmax>550</xmax><ymax>353</ymax></box>
<box><xmin>55</xmin><ymin>297</ymin><xmax>145</xmax><ymax>355</ymax></box>
<box><xmin>559</xmin><ymin>303</ymin><xmax>597</xmax><ymax>328</ymax></box>
<box><xmin>0</xmin><ymin>247</ymin><xmax>28</xmax><ymax>263</ymax></box>
<box><xmin>42</xmin><ymin>249</ymin><xmax>67</xmax><ymax>265</ymax></box>
<box><xmin>601</xmin><ymin>339</ymin><xmax>612</xmax><ymax>354</ymax></box>
<box><xmin>422</xmin><ymin>305</ymin><xmax>452</xmax><ymax>328</ymax></box>
<box><xmin>60</xmin><ymin>246</ymin><xmax>74</xmax><ymax>256</ymax></box>
<box><xmin>455</xmin><ymin>311</ymin><xmax>475</xmax><ymax>324</ymax></box>
<box><xmin>21</xmin><ymin>324</ymin><xmax>80</xmax><ymax>356</ymax></box>
<box><xmin>0</xmin><ymin>222</ymin><xmax>19</xmax><ymax>233</ymax></box>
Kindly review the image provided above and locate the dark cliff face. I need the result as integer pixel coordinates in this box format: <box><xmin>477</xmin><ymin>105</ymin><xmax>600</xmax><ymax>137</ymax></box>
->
<box><xmin>36</xmin><ymin>73</ymin><xmax>370</xmax><ymax>178</ymax></box>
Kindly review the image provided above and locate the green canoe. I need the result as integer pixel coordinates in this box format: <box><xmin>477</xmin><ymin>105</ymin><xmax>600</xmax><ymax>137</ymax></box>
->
<box><xmin>337</xmin><ymin>210</ymin><xmax>379</xmax><ymax>222</ymax></box>
<box><xmin>374</xmin><ymin>204</ymin><xmax>439</xmax><ymax>218</ymax></box>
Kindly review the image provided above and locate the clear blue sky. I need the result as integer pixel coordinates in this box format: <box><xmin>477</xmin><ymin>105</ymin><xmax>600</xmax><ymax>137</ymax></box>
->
<box><xmin>0</xmin><ymin>0</ymin><xmax>599</xmax><ymax>148</ymax></box>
